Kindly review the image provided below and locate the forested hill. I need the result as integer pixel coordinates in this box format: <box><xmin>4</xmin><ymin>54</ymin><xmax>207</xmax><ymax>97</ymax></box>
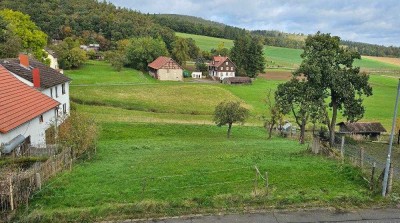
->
<box><xmin>153</xmin><ymin>14</ymin><xmax>247</xmax><ymax>40</ymax></box>
<box><xmin>0</xmin><ymin>0</ymin><xmax>399</xmax><ymax>58</ymax></box>
<box><xmin>155</xmin><ymin>14</ymin><xmax>400</xmax><ymax>58</ymax></box>
<box><xmin>0</xmin><ymin>0</ymin><xmax>176</xmax><ymax>50</ymax></box>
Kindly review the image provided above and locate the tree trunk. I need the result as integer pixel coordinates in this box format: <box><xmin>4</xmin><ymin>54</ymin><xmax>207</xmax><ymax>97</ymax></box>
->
<box><xmin>329</xmin><ymin>102</ymin><xmax>338</xmax><ymax>147</ymax></box>
<box><xmin>300</xmin><ymin>119</ymin><xmax>306</xmax><ymax>144</ymax></box>
<box><xmin>268</xmin><ymin>121</ymin><xmax>274</xmax><ymax>139</ymax></box>
<box><xmin>227</xmin><ymin>123</ymin><xmax>232</xmax><ymax>138</ymax></box>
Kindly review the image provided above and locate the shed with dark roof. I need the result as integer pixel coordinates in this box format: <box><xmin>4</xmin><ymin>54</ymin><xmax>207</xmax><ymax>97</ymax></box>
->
<box><xmin>337</xmin><ymin>122</ymin><xmax>387</xmax><ymax>140</ymax></box>
<box><xmin>148</xmin><ymin>56</ymin><xmax>183</xmax><ymax>81</ymax></box>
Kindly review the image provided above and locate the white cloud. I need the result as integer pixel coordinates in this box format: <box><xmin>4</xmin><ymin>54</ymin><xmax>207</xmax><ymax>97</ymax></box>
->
<box><xmin>108</xmin><ymin>0</ymin><xmax>400</xmax><ymax>46</ymax></box>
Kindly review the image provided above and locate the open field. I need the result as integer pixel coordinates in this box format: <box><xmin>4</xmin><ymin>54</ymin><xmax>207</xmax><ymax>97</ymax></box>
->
<box><xmin>20</xmin><ymin>123</ymin><xmax>371</xmax><ymax>222</ymax></box>
<box><xmin>177</xmin><ymin>33</ymin><xmax>400</xmax><ymax>72</ymax></box>
<box><xmin>66</xmin><ymin>61</ymin><xmax>400</xmax><ymax>129</ymax></box>
<box><xmin>16</xmin><ymin>60</ymin><xmax>400</xmax><ymax>221</ymax></box>
<box><xmin>364</xmin><ymin>56</ymin><xmax>400</xmax><ymax>67</ymax></box>
<box><xmin>176</xmin><ymin>32</ymin><xmax>234</xmax><ymax>51</ymax></box>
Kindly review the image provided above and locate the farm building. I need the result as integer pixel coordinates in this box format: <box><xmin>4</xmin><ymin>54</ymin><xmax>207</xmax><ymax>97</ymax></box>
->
<box><xmin>208</xmin><ymin>56</ymin><xmax>236</xmax><ymax>80</ymax></box>
<box><xmin>148</xmin><ymin>56</ymin><xmax>183</xmax><ymax>81</ymax></box>
<box><xmin>337</xmin><ymin>122</ymin><xmax>387</xmax><ymax>140</ymax></box>
<box><xmin>0</xmin><ymin>54</ymin><xmax>71</xmax><ymax>121</ymax></box>
<box><xmin>192</xmin><ymin>72</ymin><xmax>203</xmax><ymax>79</ymax></box>
<box><xmin>222</xmin><ymin>77</ymin><xmax>252</xmax><ymax>85</ymax></box>
<box><xmin>0</xmin><ymin>65</ymin><xmax>60</xmax><ymax>154</ymax></box>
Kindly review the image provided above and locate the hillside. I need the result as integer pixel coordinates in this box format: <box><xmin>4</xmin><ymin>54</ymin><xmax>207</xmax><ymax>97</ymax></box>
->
<box><xmin>177</xmin><ymin>32</ymin><xmax>400</xmax><ymax>72</ymax></box>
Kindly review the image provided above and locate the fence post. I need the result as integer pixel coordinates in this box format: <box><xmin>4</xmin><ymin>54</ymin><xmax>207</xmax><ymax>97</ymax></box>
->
<box><xmin>254</xmin><ymin>168</ymin><xmax>258</xmax><ymax>195</ymax></box>
<box><xmin>359</xmin><ymin>147</ymin><xmax>364</xmax><ymax>169</ymax></box>
<box><xmin>340</xmin><ymin>136</ymin><xmax>345</xmax><ymax>158</ymax></box>
<box><xmin>35</xmin><ymin>173</ymin><xmax>42</xmax><ymax>190</ymax></box>
<box><xmin>370</xmin><ymin>162</ymin><xmax>376</xmax><ymax>191</ymax></box>
<box><xmin>265</xmin><ymin>172</ymin><xmax>269</xmax><ymax>195</ymax></box>
<box><xmin>69</xmin><ymin>158</ymin><xmax>73</xmax><ymax>171</ymax></box>
<box><xmin>9</xmin><ymin>176</ymin><xmax>14</xmax><ymax>211</ymax></box>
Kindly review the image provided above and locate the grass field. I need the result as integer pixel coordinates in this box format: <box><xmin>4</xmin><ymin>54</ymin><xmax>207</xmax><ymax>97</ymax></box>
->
<box><xmin>21</xmin><ymin>123</ymin><xmax>371</xmax><ymax>222</ymax></box>
<box><xmin>176</xmin><ymin>32</ymin><xmax>234</xmax><ymax>51</ymax></box>
<box><xmin>18</xmin><ymin>56</ymin><xmax>400</xmax><ymax>221</ymax></box>
<box><xmin>177</xmin><ymin>33</ymin><xmax>400</xmax><ymax>72</ymax></box>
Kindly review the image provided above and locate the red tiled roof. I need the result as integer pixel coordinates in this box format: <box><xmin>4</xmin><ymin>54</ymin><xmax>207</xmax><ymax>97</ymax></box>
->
<box><xmin>148</xmin><ymin>56</ymin><xmax>182</xmax><ymax>70</ymax></box>
<box><xmin>0</xmin><ymin>65</ymin><xmax>60</xmax><ymax>133</ymax></box>
<box><xmin>210</xmin><ymin>56</ymin><xmax>237</xmax><ymax>68</ymax></box>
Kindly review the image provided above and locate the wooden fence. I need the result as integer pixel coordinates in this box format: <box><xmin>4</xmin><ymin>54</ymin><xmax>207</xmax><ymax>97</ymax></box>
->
<box><xmin>0</xmin><ymin>148</ymin><xmax>73</xmax><ymax>213</ymax></box>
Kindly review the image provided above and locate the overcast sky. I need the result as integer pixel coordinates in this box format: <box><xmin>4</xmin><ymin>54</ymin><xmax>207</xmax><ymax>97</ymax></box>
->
<box><xmin>108</xmin><ymin>0</ymin><xmax>399</xmax><ymax>47</ymax></box>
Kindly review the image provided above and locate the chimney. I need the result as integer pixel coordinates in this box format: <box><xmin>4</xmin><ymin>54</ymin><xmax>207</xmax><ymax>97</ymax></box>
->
<box><xmin>19</xmin><ymin>54</ymin><xmax>30</xmax><ymax>67</ymax></box>
<box><xmin>32</xmin><ymin>68</ymin><xmax>41</xmax><ymax>88</ymax></box>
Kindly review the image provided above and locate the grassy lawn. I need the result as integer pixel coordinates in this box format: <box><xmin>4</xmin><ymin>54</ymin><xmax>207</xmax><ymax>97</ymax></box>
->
<box><xmin>66</xmin><ymin>60</ymin><xmax>155</xmax><ymax>85</ymax></box>
<box><xmin>21</xmin><ymin>123</ymin><xmax>371</xmax><ymax>222</ymax></box>
<box><xmin>15</xmin><ymin>59</ymin><xmax>400</xmax><ymax>222</ymax></box>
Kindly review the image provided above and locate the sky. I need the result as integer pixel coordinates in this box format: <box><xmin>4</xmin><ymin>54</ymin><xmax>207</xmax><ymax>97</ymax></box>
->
<box><xmin>107</xmin><ymin>0</ymin><xmax>400</xmax><ymax>47</ymax></box>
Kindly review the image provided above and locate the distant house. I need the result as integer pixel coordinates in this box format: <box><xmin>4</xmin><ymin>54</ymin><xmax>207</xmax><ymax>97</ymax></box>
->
<box><xmin>0</xmin><ymin>65</ymin><xmax>60</xmax><ymax>153</ymax></box>
<box><xmin>208</xmin><ymin>56</ymin><xmax>236</xmax><ymax>80</ymax></box>
<box><xmin>222</xmin><ymin>77</ymin><xmax>252</xmax><ymax>85</ymax></box>
<box><xmin>45</xmin><ymin>48</ymin><xmax>60</xmax><ymax>70</ymax></box>
<box><xmin>80</xmin><ymin>44</ymin><xmax>100</xmax><ymax>52</ymax></box>
<box><xmin>0</xmin><ymin>54</ymin><xmax>71</xmax><ymax>121</ymax></box>
<box><xmin>337</xmin><ymin>122</ymin><xmax>387</xmax><ymax>140</ymax></box>
<box><xmin>148</xmin><ymin>56</ymin><xmax>183</xmax><ymax>81</ymax></box>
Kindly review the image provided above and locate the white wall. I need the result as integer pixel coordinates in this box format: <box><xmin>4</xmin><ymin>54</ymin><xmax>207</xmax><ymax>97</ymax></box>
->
<box><xmin>0</xmin><ymin>108</ymin><xmax>57</xmax><ymax>148</ymax></box>
<box><xmin>218</xmin><ymin>72</ymin><xmax>235</xmax><ymax>79</ymax></box>
<box><xmin>47</xmin><ymin>54</ymin><xmax>59</xmax><ymax>70</ymax></box>
<box><xmin>41</xmin><ymin>82</ymin><xmax>70</xmax><ymax>122</ymax></box>
<box><xmin>157</xmin><ymin>69</ymin><xmax>183</xmax><ymax>81</ymax></box>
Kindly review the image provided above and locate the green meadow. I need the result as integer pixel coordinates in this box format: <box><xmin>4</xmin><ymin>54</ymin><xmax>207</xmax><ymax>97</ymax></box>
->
<box><xmin>177</xmin><ymin>32</ymin><xmax>400</xmax><ymax>71</ymax></box>
<box><xmin>18</xmin><ymin>40</ymin><xmax>400</xmax><ymax>221</ymax></box>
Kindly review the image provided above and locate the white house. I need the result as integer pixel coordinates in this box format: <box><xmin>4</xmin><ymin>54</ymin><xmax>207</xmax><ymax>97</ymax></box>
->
<box><xmin>0</xmin><ymin>65</ymin><xmax>60</xmax><ymax>153</ymax></box>
<box><xmin>45</xmin><ymin>48</ymin><xmax>60</xmax><ymax>70</ymax></box>
<box><xmin>208</xmin><ymin>56</ymin><xmax>236</xmax><ymax>80</ymax></box>
<box><xmin>0</xmin><ymin>54</ymin><xmax>71</xmax><ymax>122</ymax></box>
<box><xmin>191</xmin><ymin>72</ymin><xmax>203</xmax><ymax>79</ymax></box>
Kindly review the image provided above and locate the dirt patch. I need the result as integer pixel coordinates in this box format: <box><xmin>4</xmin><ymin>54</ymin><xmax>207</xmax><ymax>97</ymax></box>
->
<box><xmin>363</xmin><ymin>56</ymin><xmax>400</xmax><ymax>67</ymax></box>
<box><xmin>260</xmin><ymin>71</ymin><xmax>306</xmax><ymax>81</ymax></box>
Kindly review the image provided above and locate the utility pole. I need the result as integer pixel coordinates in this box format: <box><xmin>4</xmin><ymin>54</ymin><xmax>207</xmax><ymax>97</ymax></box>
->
<box><xmin>382</xmin><ymin>79</ymin><xmax>400</xmax><ymax>197</ymax></box>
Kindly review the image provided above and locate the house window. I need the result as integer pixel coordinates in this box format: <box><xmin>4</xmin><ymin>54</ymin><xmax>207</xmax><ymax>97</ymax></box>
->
<box><xmin>63</xmin><ymin>104</ymin><xmax>67</xmax><ymax>114</ymax></box>
<box><xmin>55</xmin><ymin>86</ymin><xmax>59</xmax><ymax>98</ymax></box>
<box><xmin>62</xmin><ymin>84</ymin><xmax>65</xmax><ymax>95</ymax></box>
<box><xmin>50</xmin><ymin>88</ymin><xmax>53</xmax><ymax>98</ymax></box>
<box><xmin>220</xmin><ymin>67</ymin><xmax>223</xmax><ymax>71</ymax></box>
<box><xmin>39</xmin><ymin>115</ymin><xmax>44</xmax><ymax>123</ymax></box>
<box><xmin>226</xmin><ymin>61</ymin><xmax>228</xmax><ymax>65</ymax></box>
<box><xmin>231</xmin><ymin>67</ymin><xmax>234</xmax><ymax>71</ymax></box>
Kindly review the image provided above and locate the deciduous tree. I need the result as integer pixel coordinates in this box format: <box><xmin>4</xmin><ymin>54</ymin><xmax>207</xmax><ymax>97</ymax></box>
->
<box><xmin>125</xmin><ymin>37</ymin><xmax>169</xmax><ymax>71</ymax></box>
<box><xmin>0</xmin><ymin>9</ymin><xmax>47</xmax><ymax>60</ymax></box>
<box><xmin>275</xmin><ymin>78</ymin><xmax>325</xmax><ymax>144</ymax></box>
<box><xmin>213</xmin><ymin>101</ymin><xmax>249</xmax><ymax>138</ymax></box>
<box><xmin>295</xmin><ymin>32</ymin><xmax>373</xmax><ymax>146</ymax></box>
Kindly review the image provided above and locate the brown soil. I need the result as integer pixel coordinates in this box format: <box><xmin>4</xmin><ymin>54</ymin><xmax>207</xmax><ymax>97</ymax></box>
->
<box><xmin>259</xmin><ymin>71</ymin><xmax>306</xmax><ymax>81</ymax></box>
<box><xmin>363</xmin><ymin>56</ymin><xmax>400</xmax><ymax>66</ymax></box>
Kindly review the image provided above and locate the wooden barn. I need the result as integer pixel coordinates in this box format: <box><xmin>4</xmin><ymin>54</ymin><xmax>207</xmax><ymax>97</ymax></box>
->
<box><xmin>337</xmin><ymin>122</ymin><xmax>387</xmax><ymax>140</ymax></box>
<box><xmin>148</xmin><ymin>57</ymin><xmax>183</xmax><ymax>81</ymax></box>
<box><xmin>222</xmin><ymin>77</ymin><xmax>252</xmax><ymax>85</ymax></box>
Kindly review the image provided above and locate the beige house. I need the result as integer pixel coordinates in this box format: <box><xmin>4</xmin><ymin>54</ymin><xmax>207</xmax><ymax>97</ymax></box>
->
<box><xmin>148</xmin><ymin>56</ymin><xmax>183</xmax><ymax>81</ymax></box>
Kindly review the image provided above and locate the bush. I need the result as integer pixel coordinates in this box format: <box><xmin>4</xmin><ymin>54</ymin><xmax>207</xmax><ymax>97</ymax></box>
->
<box><xmin>57</xmin><ymin>111</ymin><xmax>99</xmax><ymax>158</ymax></box>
